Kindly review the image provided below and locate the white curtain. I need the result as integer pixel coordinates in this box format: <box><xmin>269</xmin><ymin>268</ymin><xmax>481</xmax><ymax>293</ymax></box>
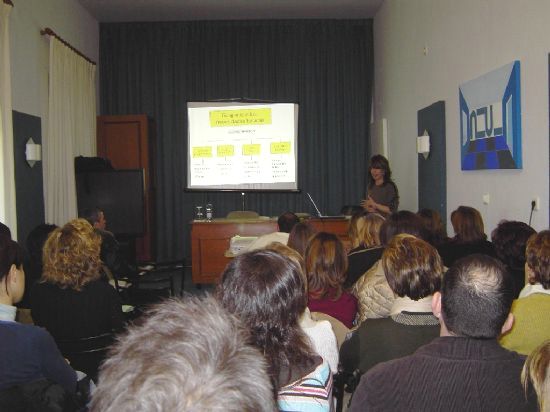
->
<box><xmin>0</xmin><ymin>2</ymin><xmax>17</xmax><ymax>237</ymax></box>
<box><xmin>44</xmin><ymin>36</ymin><xmax>96</xmax><ymax>226</ymax></box>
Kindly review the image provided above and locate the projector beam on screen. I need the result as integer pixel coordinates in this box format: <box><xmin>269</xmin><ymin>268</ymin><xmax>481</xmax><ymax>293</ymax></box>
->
<box><xmin>186</xmin><ymin>101</ymin><xmax>299</xmax><ymax>192</ymax></box>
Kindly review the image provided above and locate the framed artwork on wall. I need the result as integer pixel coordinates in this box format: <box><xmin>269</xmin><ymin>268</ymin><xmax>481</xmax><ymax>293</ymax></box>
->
<box><xmin>459</xmin><ymin>61</ymin><xmax>522</xmax><ymax>170</ymax></box>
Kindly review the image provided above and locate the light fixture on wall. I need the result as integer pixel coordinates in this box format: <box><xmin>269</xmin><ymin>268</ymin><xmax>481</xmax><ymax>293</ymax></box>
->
<box><xmin>25</xmin><ymin>138</ymin><xmax>41</xmax><ymax>167</ymax></box>
<box><xmin>417</xmin><ymin>130</ymin><xmax>430</xmax><ymax>159</ymax></box>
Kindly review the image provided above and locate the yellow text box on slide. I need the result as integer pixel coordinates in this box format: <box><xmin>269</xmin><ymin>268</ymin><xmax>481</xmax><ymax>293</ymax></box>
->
<box><xmin>217</xmin><ymin>145</ymin><xmax>234</xmax><ymax>157</ymax></box>
<box><xmin>270</xmin><ymin>142</ymin><xmax>291</xmax><ymax>154</ymax></box>
<box><xmin>192</xmin><ymin>146</ymin><xmax>213</xmax><ymax>158</ymax></box>
<box><xmin>242</xmin><ymin>144</ymin><xmax>261</xmax><ymax>156</ymax></box>
<box><xmin>209</xmin><ymin>109</ymin><xmax>272</xmax><ymax>127</ymax></box>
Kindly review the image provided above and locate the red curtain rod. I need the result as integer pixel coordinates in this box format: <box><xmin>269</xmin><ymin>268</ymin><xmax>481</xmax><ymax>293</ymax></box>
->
<box><xmin>40</xmin><ymin>27</ymin><xmax>96</xmax><ymax>66</ymax></box>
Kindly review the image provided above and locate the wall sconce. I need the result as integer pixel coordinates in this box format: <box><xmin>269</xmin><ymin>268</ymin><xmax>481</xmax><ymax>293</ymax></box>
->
<box><xmin>25</xmin><ymin>138</ymin><xmax>41</xmax><ymax>167</ymax></box>
<box><xmin>417</xmin><ymin>130</ymin><xmax>430</xmax><ymax>159</ymax></box>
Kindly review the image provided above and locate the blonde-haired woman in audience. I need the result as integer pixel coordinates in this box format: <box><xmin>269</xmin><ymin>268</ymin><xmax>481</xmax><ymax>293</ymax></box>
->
<box><xmin>522</xmin><ymin>340</ymin><xmax>550</xmax><ymax>412</ymax></box>
<box><xmin>265</xmin><ymin>242</ymin><xmax>338</xmax><ymax>373</ymax></box>
<box><xmin>437</xmin><ymin>205</ymin><xmax>495</xmax><ymax>267</ymax></box>
<box><xmin>344</xmin><ymin>212</ymin><xmax>385</xmax><ymax>289</ymax></box>
<box><xmin>31</xmin><ymin>219</ymin><xmax>123</xmax><ymax>343</ymax></box>
<box><xmin>306</xmin><ymin>232</ymin><xmax>357</xmax><ymax>329</ymax></box>
<box><xmin>500</xmin><ymin>231</ymin><xmax>550</xmax><ymax>355</ymax></box>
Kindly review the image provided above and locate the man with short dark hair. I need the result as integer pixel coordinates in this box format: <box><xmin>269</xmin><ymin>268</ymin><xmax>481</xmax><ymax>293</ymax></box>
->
<box><xmin>245</xmin><ymin>211</ymin><xmax>299</xmax><ymax>252</ymax></box>
<box><xmin>349</xmin><ymin>254</ymin><xmax>536</xmax><ymax>411</ymax></box>
<box><xmin>81</xmin><ymin>207</ymin><xmax>134</xmax><ymax>277</ymax></box>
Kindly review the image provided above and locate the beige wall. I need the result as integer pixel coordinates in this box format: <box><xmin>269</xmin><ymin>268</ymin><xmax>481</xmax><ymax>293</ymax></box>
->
<box><xmin>374</xmin><ymin>0</ymin><xmax>549</xmax><ymax>234</ymax></box>
<box><xmin>9</xmin><ymin>0</ymin><xmax>99</xmax><ymax>118</ymax></box>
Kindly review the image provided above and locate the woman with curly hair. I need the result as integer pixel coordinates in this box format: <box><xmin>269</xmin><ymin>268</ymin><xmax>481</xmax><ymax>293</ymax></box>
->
<box><xmin>306</xmin><ymin>232</ymin><xmax>357</xmax><ymax>328</ymax></box>
<box><xmin>217</xmin><ymin>249</ymin><xmax>333</xmax><ymax>411</ymax></box>
<box><xmin>31</xmin><ymin>219</ymin><xmax>123</xmax><ymax>343</ymax></box>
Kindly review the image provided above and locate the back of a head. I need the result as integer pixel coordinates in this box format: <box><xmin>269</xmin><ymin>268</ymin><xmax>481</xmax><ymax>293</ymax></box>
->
<box><xmin>90</xmin><ymin>296</ymin><xmax>275</xmax><ymax>412</ymax></box>
<box><xmin>80</xmin><ymin>207</ymin><xmax>103</xmax><ymax>227</ymax></box>
<box><xmin>379</xmin><ymin>210</ymin><xmax>429</xmax><ymax>245</ymax></box>
<box><xmin>41</xmin><ymin>219</ymin><xmax>101</xmax><ymax>290</ymax></box>
<box><xmin>382</xmin><ymin>234</ymin><xmax>443</xmax><ymax>300</ymax></box>
<box><xmin>0</xmin><ymin>222</ymin><xmax>11</xmax><ymax>239</ymax></box>
<box><xmin>450</xmin><ymin>206</ymin><xmax>487</xmax><ymax>243</ymax></box>
<box><xmin>0</xmin><ymin>235</ymin><xmax>24</xmax><ymax>283</ymax></box>
<box><xmin>305</xmin><ymin>232</ymin><xmax>348</xmax><ymax>299</ymax></box>
<box><xmin>526</xmin><ymin>230</ymin><xmax>550</xmax><ymax>289</ymax></box>
<box><xmin>348</xmin><ymin>210</ymin><xmax>369</xmax><ymax>248</ymax></box>
<box><xmin>417</xmin><ymin>208</ymin><xmax>447</xmax><ymax>245</ymax></box>
<box><xmin>288</xmin><ymin>221</ymin><xmax>317</xmax><ymax>257</ymax></box>
<box><xmin>26</xmin><ymin>224</ymin><xmax>58</xmax><ymax>263</ymax></box>
<box><xmin>441</xmin><ymin>254</ymin><xmax>514</xmax><ymax>339</ymax></box>
<box><xmin>521</xmin><ymin>340</ymin><xmax>550</xmax><ymax>412</ymax></box>
<box><xmin>218</xmin><ymin>249</ymin><xmax>307</xmax><ymax>333</ymax></box>
<box><xmin>277</xmin><ymin>212</ymin><xmax>300</xmax><ymax>233</ymax></box>
<box><xmin>491</xmin><ymin>220</ymin><xmax>535</xmax><ymax>269</ymax></box>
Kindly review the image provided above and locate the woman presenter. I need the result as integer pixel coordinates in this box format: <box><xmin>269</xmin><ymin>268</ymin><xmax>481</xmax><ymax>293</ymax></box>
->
<box><xmin>360</xmin><ymin>155</ymin><xmax>399</xmax><ymax>216</ymax></box>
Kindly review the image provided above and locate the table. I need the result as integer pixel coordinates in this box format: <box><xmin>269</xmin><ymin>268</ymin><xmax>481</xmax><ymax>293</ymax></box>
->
<box><xmin>191</xmin><ymin>217</ymin><xmax>349</xmax><ymax>284</ymax></box>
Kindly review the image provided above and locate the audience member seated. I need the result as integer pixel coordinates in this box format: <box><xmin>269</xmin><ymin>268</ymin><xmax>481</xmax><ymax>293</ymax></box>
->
<box><xmin>491</xmin><ymin>220</ymin><xmax>536</xmax><ymax>298</ymax></box>
<box><xmin>340</xmin><ymin>234</ymin><xmax>442</xmax><ymax>383</ymax></box>
<box><xmin>521</xmin><ymin>340</ymin><xmax>550</xmax><ymax>411</ymax></box>
<box><xmin>417</xmin><ymin>208</ymin><xmax>449</xmax><ymax>246</ymax></box>
<box><xmin>500</xmin><ymin>230</ymin><xmax>550</xmax><ymax>355</ymax></box>
<box><xmin>217</xmin><ymin>250</ymin><xmax>333</xmax><ymax>411</ymax></box>
<box><xmin>0</xmin><ymin>221</ymin><xmax>11</xmax><ymax>238</ymax></box>
<box><xmin>287</xmin><ymin>221</ymin><xmax>317</xmax><ymax>257</ymax></box>
<box><xmin>344</xmin><ymin>211</ymin><xmax>385</xmax><ymax>290</ymax></box>
<box><xmin>0</xmin><ymin>235</ymin><xmax>76</xmax><ymax>398</ymax></box>
<box><xmin>306</xmin><ymin>232</ymin><xmax>357</xmax><ymax>329</ymax></box>
<box><xmin>352</xmin><ymin>210</ymin><xmax>429</xmax><ymax>322</ymax></box>
<box><xmin>82</xmin><ymin>207</ymin><xmax>135</xmax><ymax>277</ymax></box>
<box><xmin>17</xmin><ymin>223</ymin><xmax>57</xmax><ymax>309</ymax></box>
<box><xmin>31</xmin><ymin>219</ymin><xmax>124</xmax><ymax>343</ymax></box>
<box><xmin>350</xmin><ymin>254</ymin><xmax>536</xmax><ymax>411</ymax></box>
<box><xmin>437</xmin><ymin>205</ymin><xmax>495</xmax><ymax>267</ymax></box>
<box><xmin>245</xmin><ymin>211</ymin><xmax>300</xmax><ymax>252</ymax></box>
<box><xmin>265</xmin><ymin>242</ymin><xmax>339</xmax><ymax>373</ymax></box>
<box><xmin>90</xmin><ymin>295</ymin><xmax>275</xmax><ymax>412</ymax></box>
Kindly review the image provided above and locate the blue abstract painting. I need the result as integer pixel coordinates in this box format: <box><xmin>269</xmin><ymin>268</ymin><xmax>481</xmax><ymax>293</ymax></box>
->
<box><xmin>459</xmin><ymin>61</ymin><xmax>522</xmax><ymax>170</ymax></box>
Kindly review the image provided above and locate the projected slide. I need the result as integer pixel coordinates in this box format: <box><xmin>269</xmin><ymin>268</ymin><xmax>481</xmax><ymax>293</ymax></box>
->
<box><xmin>187</xmin><ymin>102</ymin><xmax>299</xmax><ymax>191</ymax></box>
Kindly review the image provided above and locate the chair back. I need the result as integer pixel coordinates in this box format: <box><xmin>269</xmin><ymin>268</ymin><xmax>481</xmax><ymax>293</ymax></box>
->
<box><xmin>310</xmin><ymin>312</ymin><xmax>350</xmax><ymax>349</ymax></box>
<box><xmin>56</xmin><ymin>332</ymin><xmax>114</xmax><ymax>382</ymax></box>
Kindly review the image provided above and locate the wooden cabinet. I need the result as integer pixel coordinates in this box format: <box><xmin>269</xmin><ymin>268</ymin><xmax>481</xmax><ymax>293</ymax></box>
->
<box><xmin>191</xmin><ymin>218</ymin><xmax>349</xmax><ymax>284</ymax></box>
<box><xmin>97</xmin><ymin>115</ymin><xmax>155</xmax><ymax>261</ymax></box>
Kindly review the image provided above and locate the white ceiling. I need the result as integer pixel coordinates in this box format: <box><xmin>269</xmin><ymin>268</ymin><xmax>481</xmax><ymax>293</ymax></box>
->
<box><xmin>77</xmin><ymin>0</ymin><xmax>383</xmax><ymax>22</ymax></box>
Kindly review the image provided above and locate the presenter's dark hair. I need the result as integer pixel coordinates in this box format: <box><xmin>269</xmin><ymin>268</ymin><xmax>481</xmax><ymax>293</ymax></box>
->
<box><xmin>379</xmin><ymin>210</ymin><xmax>429</xmax><ymax>245</ymax></box>
<box><xmin>368</xmin><ymin>155</ymin><xmax>393</xmax><ymax>187</ymax></box>
<box><xmin>217</xmin><ymin>249</ymin><xmax>314</xmax><ymax>393</ymax></box>
<box><xmin>277</xmin><ymin>212</ymin><xmax>300</xmax><ymax>233</ymax></box>
<box><xmin>441</xmin><ymin>254</ymin><xmax>513</xmax><ymax>339</ymax></box>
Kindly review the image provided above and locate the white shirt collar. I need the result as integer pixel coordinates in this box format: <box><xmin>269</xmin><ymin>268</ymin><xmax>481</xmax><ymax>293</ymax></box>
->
<box><xmin>0</xmin><ymin>303</ymin><xmax>17</xmax><ymax>322</ymax></box>
<box><xmin>519</xmin><ymin>283</ymin><xmax>550</xmax><ymax>298</ymax></box>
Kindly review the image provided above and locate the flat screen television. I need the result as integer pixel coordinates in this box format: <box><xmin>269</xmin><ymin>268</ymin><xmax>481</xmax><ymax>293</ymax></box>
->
<box><xmin>76</xmin><ymin>170</ymin><xmax>145</xmax><ymax>237</ymax></box>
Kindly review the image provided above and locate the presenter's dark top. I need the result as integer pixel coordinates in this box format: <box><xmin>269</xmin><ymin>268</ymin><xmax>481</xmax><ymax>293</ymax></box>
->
<box><xmin>31</xmin><ymin>279</ymin><xmax>124</xmax><ymax>341</ymax></box>
<box><xmin>367</xmin><ymin>182</ymin><xmax>399</xmax><ymax>214</ymax></box>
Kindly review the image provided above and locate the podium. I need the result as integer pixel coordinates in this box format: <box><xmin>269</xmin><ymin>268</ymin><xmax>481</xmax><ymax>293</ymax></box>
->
<box><xmin>191</xmin><ymin>217</ymin><xmax>349</xmax><ymax>284</ymax></box>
